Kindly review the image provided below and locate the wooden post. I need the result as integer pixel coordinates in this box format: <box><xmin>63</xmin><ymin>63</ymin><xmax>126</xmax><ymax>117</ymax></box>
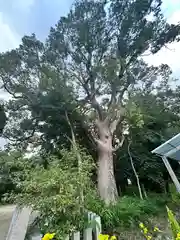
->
<box><xmin>162</xmin><ymin>156</ymin><xmax>180</xmax><ymax>193</ymax></box>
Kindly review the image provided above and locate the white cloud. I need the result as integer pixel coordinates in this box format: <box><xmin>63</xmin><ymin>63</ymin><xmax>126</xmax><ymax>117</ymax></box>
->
<box><xmin>0</xmin><ymin>12</ymin><xmax>20</xmax><ymax>52</ymax></box>
<box><xmin>0</xmin><ymin>137</ymin><xmax>7</xmax><ymax>150</ymax></box>
<box><xmin>0</xmin><ymin>89</ymin><xmax>11</xmax><ymax>101</ymax></box>
<box><xmin>162</xmin><ymin>0</ymin><xmax>180</xmax><ymax>17</ymax></box>
<box><xmin>0</xmin><ymin>10</ymin><xmax>21</xmax><ymax>148</ymax></box>
<box><xmin>12</xmin><ymin>0</ymin><xmax>35</xmax><ymax>12</ymax></box>
<box><xmin>0</xmin><ymin>11</ymin><xmax>19</xmax><ymax>103</ymax></box>
<box><xmin>168</xmin><ymin>10</ymin><xmax>180</xmax><ymax>24</ymax></box>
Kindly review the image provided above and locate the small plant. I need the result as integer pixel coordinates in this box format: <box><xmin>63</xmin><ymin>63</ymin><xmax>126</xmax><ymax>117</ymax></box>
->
<box><xmin>87</xmin><ymin>195</ymin><xmax>168</xmax><ymax>233</ymax></box>
<box><xmin>167</xmin><ymin>207</ymin><xmax>180</xmax><ymax>240</ymax></box>
<box><xmin>169</xmin><ymin>184</ymin><xmax>180</xmax><ymax>206</ymax></box>
<box><xmin>139</xmin><ymin>222</ymin><xmax>162</xmax><ymax>239</ymax></box>
<box><xmin>139</xmin><ymin>207</ymin><xmax>180</xmax><ymax>239</ymax></box>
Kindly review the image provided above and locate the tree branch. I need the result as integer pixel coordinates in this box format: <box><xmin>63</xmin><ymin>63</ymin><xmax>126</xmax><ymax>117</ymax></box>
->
<box><xmin>2</xmin><ymin>77</ymin><xmax>35</xmax><ymax>105</ymax></box>
<box><xmin>2</xmin><ymin>81</ymin><xmax>22</xmax><ymax>99</ymax></box>
<box><xmin>108</xmin><ymin>60</ymin><xmax>131</xmax><ymax>111</ymax></box>
<box><xmin>3</xmin><ymin>118</ymin><xmax>39</xmax><ymax>142</ymax></box>
<box><xmin>4</xmin><ymin>127</ymin><xmax>36</xmax><ymax>142</ymax></box>
<box><xmin>109</xmin><ymin>107</ymin><xmax>124</xmax><ymax>134</ymax></box>
<box><xmin>113</xmin><ymin>134</ymin><xmax>125</xmax><ymax>152</ymax></box>
<box><xmin>68</xmin><ymin>63</ymin><xmax>103</xmax><ymax>119</ymax></box>
<box><xmin>118</xmin><ymin>72</ymin><xmax>133</xmax><ymax>103</ymax></box>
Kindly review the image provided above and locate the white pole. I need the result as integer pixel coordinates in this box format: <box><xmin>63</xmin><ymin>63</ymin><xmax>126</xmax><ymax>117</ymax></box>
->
<box><xmin>162</xmin><ymin>156</ymin><xmax>180</xmax><ymax>193</ymax></box>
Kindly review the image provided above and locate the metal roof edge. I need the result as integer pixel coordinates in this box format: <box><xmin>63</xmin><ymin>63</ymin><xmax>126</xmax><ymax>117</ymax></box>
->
<box><xmin>151</xmin><ymin>133</ymin><xmax>180</xmax><ymax>154</ymax></box>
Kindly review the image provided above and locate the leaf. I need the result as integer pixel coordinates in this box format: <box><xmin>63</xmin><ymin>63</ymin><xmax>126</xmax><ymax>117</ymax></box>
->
<box><xmin>166</xmin><ymin>206</ymin><xmax>180</xmax><ymax>239</ymax></box>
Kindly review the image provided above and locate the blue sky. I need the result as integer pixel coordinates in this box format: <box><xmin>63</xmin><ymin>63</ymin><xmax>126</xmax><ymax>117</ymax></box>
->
<box><xmin>0</xmin><ymin>0</ymin><xmax>74</xmax><ymax>50</ymax></box>
<box><xmin>162</xmin><ymin>0</ymin><xmax>180</xmax><ymax>17</ymax></box>
<box><xmin>0</xmin><ymin>0</ymin><xmax>179</xmax><ymax>51</ymax></box>
<box><xmin>0</xmin><ymin>0</ymin><xmax>179</xmax><ymax>49</ymax></box>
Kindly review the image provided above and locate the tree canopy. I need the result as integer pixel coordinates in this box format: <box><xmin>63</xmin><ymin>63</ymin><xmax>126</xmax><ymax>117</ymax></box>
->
<box><xmin>0</xmin><ymin>104</ymin><xmax>7</xmax><ymax>135</ymax></box>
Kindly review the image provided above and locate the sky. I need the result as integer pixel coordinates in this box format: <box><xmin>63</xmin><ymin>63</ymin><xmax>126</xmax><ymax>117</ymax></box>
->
<box><xmin>0</xmin><ymin>0</ymin><xmax>180</xmax><ymax>148</ymax></box>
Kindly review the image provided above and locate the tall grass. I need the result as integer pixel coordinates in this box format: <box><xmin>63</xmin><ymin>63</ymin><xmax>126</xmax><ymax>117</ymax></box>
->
<box><xmin>86</xmin><ymin>194</ymin><xmax>169</xmax><ymax>233</ymax></box>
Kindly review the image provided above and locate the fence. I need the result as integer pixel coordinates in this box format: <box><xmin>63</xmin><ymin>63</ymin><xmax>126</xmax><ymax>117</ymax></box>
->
<box><xmin>65</xmin><ymin>212</ymin><xmax>102</xmax><ymax>240</ymax></box>
<box><xmin>6</xmin><ymin>207</ymin><xmax>102</xmax><ymax>240</ymax></box>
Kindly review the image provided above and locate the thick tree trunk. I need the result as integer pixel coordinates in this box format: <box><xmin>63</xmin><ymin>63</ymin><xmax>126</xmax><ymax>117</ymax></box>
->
<box><xmin>97</xmin><ymin>121</ymin><xmax>118</xmax><ymax>205</ymax></box>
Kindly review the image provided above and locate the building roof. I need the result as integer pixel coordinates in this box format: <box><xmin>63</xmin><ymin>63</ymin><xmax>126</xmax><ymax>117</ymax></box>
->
<box><xmin>151</xmin><ymin>133</ymin><xmax>180</xmax><ymax>161</ymax></box>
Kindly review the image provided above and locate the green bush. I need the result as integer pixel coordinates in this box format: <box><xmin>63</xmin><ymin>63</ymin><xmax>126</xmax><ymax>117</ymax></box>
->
<box><xmin>138</xmin><ymin>207</ymin><xmax>180</xmax><ymax>240</ymax></box>
<box><xmin>87</xmin><ymin>194</ymin><xmax>169</xmax><ymax>233</ymax></box>
<box><xmin>13</xmin><ymin>148</ymin><xmax>95</xmax><ymax>240</ymax></box>
<box><xmin>169</xmin><ymin>184</ymin><xmax>180</xmax><ymax>206</ymax></box>
<box><xmin>0</xmin><ymin>151</ymin><xmax>34</xmax><ymax>203</ymax></box>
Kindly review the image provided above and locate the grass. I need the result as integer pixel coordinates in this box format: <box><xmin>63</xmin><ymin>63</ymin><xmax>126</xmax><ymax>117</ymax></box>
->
<box><xmin>118</xmin><ymin>213</ymin><xmax>171</xmax><ymax>239</ymax></box>
<box><xmin>87</xmin><ymin>192</ymin><xmax>172</xmax><ymax>238</ymax></box>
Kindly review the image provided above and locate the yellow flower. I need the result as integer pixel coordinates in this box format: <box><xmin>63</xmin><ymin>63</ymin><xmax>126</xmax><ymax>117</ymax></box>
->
<box><xmin>154</xmin><ymin>227</ymin><xmax>161</xmax><ymax>232</ymax></box>
<box><xmin>42</xmin><ymin>233</ymin><xmax>55</xmax><ymax>240</ymax></box>
<box><xmin>110</xmin><ymin>236</ymin><xmax>117</xmax><ymax>240</ymax></box>
<box><xmin>143</xmin><ymin>228</ymin><xmax>148</xmax><ymax>234</ymax></box>
<box><xmin>98</xmin><ymin>234</ymin><xmax>109</xmax><ymax>240</ymax></box>
<box><xmin>146</xmin><ymin>235</ymin><xmax>152</xmax><ymax>240</ymax></box>
<box><xmin>139</xmin><ymin>223</ymin><xmax>144</xmax><ymax>229</ymax></box>
<box><xmin>176</xmin><ymin>232</ymin><xmax>180</xmax><ymax>240</ymax></box>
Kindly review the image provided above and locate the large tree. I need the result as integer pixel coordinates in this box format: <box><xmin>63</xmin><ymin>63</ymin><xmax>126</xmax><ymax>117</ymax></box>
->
<box><xmin>1</xmin><ymin>0</ymin><xmax>180</xmax><ymax>204</ymax></box>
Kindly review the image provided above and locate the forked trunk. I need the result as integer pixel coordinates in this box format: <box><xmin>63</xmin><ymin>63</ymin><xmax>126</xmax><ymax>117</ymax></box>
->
<box><xmin>97</xmin><ymin>122</ymin><xmax>118</xmax><ymax>205</ymax></box>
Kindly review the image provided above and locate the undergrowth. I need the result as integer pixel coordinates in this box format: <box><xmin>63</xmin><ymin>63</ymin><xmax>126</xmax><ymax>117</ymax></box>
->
<box><xmin>86</xmin><ymin>193</ymin><xmax>170</xmax><ymax>234</ymax></box>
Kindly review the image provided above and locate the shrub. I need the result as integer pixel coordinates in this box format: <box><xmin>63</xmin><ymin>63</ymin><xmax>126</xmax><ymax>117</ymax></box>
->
<box><xmin>13</xmin><ymin>148</ymin><xmax>95</xmax><ymax>240</ymax></box>
<box><xmin>138</xmin><ymin>207</ymin><xmax>180</xmax><ymax>239</ymax></box>
<box><xmin>87</xmin><ymin>195</ymin><xmax>169</xmax><ymax>234</ymax></box>
<box><xmin>0</xmin><ymin>151</ymin><xmax>34</xmax><ymax>203</ymax></box>
<box><xmin>169</xmin><ymin>184</ymin><xmax>180</xmax><ymax>206</ymax></box>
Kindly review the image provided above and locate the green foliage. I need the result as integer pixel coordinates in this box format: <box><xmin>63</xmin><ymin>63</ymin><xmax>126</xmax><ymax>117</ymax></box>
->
<box><xmin>0</xmin><ymin>151</ymin><xmax>34</xmax><ymax>202</ymax></box>
<box><xmin>167</xmin><ymin>207</ymin><xmax>180</xmax><ymax>239</ymax></box>
<box><xmin>170</xmin><ymin>184</ymin><xmax>180</xmax><ymax>206</ymax></box>
<box><xmin>138</xmin><ymin>207</ymin><xmax>180</xmax><ymax>240</ymax></box>
<box><xmin>1</xmin><ymin>0</ymin><xmax>180</xmax><ymax>203</ymax></box>
<box><xmin>0</xmin><ymin>104</ymin><xmax>6</xmax><ymax>135</ymax></box>
<box><xmin>0</xmin><ymin>104</ymin><xmax>7</xmax><ymax>135</ymax></box>
<box><xmin>115</xmin><ymin>90</ymin><xmax>180</xmax><ymax>194</ymax></box>
<box><xmin>86</xmin><ymin>195</ymin><xmax>168</xmax><ymax>234</ymax></box>
<box><xmin>13</xmin><ymin>148</ymin><xmax>95</xmax><ymax>240</ymax></box>
<box><xmin>1</xmin><ymin>0</ymin><xmax>180</xmax><ymax>151</ymax></box>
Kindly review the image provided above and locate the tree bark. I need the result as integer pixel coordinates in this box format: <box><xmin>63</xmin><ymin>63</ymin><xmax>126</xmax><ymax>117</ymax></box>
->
<box><xmin>96</xmin><ymin>121</ymin><xmax>118</xmax><ymax>205</ymax></box>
